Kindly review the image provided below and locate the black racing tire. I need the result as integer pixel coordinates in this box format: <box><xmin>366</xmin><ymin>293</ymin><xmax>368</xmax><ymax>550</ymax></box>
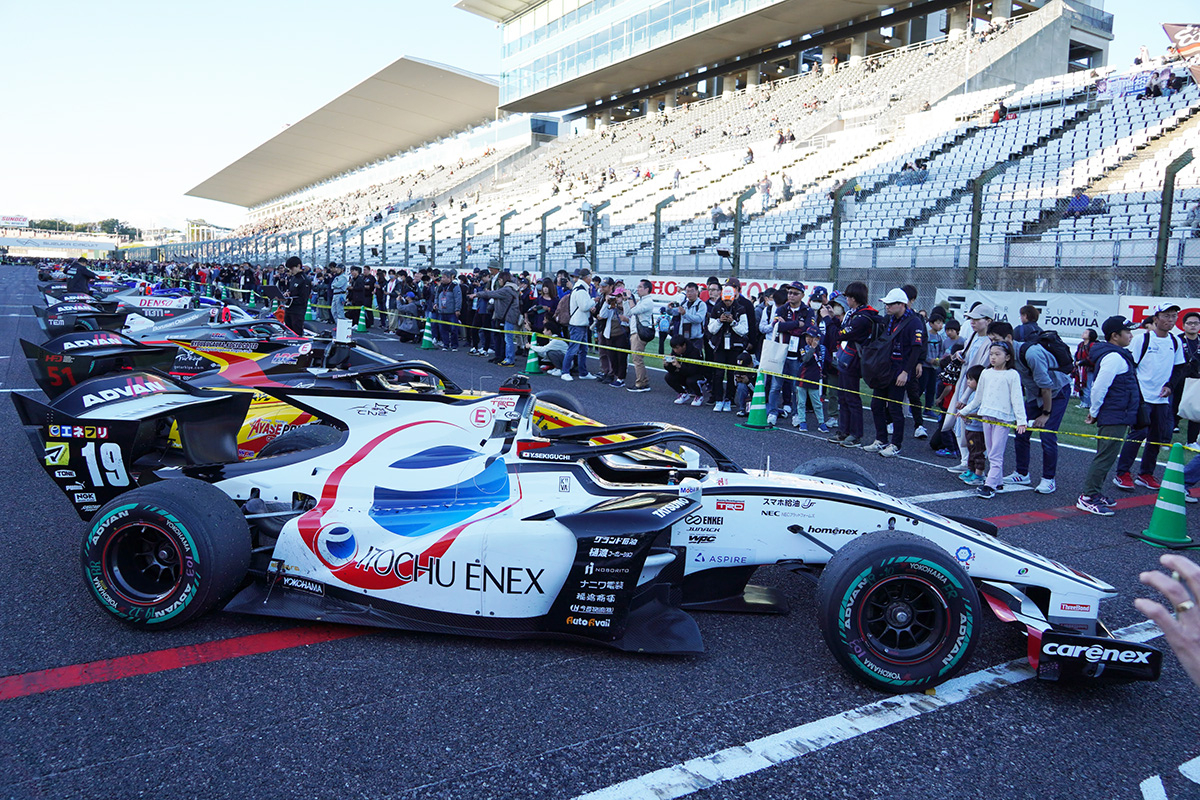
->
<box><xmin>816</xmin><ymin>530</ymin><xmax>979</xmax><ymax>693</ymax></box>
<box><xmin>257</xmin><ymin>424</ymin><xmax>343</xmax><ymax>458</ymax></box>
<box><xmin>533</xmin><ymin>390</ymin><xmax>584</xmax><ymax>415</ymax></box>
<box><xmin>794</xmin><ymin>456</ymin><xmax>880</xmax><ymax>491</ymax></box>
<box><xmin>81</xmin><ymin>479</ymin><xmax>250</xmax><ymax>629</ymax></box>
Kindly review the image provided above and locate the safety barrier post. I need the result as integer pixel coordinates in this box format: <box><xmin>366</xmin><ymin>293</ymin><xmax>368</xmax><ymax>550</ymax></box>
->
<box><xmin>968</xmin><ymin>164</ymin><xmax>1004</xmax><ymax>291</ymax></box>
<box><xmin>828</xmin><ymin>179</ymin><xmax>856</xmax><ymax>286</ymax></box>
<box><xmin>381</xmin><ymin>221</ymin><xmax>397</xmax><ymax>266</ymax></box>
<box><xmin>431</xmin><ymin>215</ymin><xmax>446</xmax><ymax>272</ymax></box>
<box><xmin>404</xmin><ymin>218</ymin><xmax>417</xmax><ymax>271</ymax></box>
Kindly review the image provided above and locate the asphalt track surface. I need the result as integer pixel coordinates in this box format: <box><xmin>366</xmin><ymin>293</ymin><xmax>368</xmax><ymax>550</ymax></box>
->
<box><xmin>2</xmin><ymin>264</ymin><xmax>1200</xmax><ymax>800</ymax></box>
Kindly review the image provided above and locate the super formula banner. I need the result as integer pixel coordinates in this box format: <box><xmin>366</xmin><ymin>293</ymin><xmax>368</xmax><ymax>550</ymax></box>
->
<box><xmin>935</xmin><ymin>289</ymin><xmax>1200</xmax><ymax>339</ymax></box>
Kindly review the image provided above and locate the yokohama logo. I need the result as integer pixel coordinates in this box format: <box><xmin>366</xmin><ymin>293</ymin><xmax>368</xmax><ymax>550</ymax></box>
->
<box><xmin>714</xmin><ymin>500</ymin><xmax>744</xmax><ymax>511</ymax></box>
<box><xmin>1059</xmin><ymin>603</ymin><xmax>1092</xmax><ymax>613</ymax></box>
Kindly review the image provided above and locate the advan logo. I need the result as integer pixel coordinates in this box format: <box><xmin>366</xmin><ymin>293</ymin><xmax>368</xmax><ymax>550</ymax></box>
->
<box><xmin>714</xmin><ymin>500</ymin><xmax>744</xmax><ymax>512</ymax></box>
<box><xmin>81</xmin><ymin>379</ymin><xmax>170</xmax><ymax>408</ymax></box>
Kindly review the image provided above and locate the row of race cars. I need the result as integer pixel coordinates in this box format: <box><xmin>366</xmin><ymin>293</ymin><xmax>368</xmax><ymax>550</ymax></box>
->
<box><xmin>12</xmin><ymin>269</ymin><xmax>1164</xmax><ymax>693</ymax></box>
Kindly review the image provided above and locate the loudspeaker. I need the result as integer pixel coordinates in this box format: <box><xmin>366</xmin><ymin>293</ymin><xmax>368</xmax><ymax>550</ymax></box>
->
<box><xmin>419</xmin><ymin>245</ymin><xmax>427</xmax><ymax>254</ymax></box>
<box><xmin>371</xmin><ymin>247</ymin><xmax>379</xmax><ymax>257</ymax></box>
<box><xmin>575</xmin><ymin>242</ymin><xmax>586</xmax><ymax>255</ymax></box>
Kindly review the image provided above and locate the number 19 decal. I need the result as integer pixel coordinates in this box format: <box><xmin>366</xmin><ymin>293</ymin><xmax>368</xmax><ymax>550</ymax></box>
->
<box><xmin>81</xmin><ymin>442</ymin><xmax>129</xmax><ymax>487</ymax></box>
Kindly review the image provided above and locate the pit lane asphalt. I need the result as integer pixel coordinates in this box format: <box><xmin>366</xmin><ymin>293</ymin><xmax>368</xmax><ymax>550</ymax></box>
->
<box><xmin>2</xmin><ymin>265</ymin><xmax>1198</xmax><ymax>800</ymax></box>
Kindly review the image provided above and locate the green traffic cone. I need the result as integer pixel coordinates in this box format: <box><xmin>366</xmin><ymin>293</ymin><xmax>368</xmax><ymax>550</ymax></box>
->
<box><xmin>420</xmin><ymin>315</ymin><xmax>436</xmax><ymax>349</ymax></box>
<box><xmin>304</xmin><ymin>304</ymin><xmax>314</xmax><ymax>321</ymax></box>
<box><xmin>738</xmin><ymin>371</ymin><xmax>771</xmax><ymax>430</ymax></box>
<box><xmin>525</xmin><ymin>334</ymin><xmax>541</xmax><ymax>375</ymax></box>
<box><xmin>355</xmin><ymin>309</ymin><xmax>367</xmax><ymax>333</ymax></box>
<box><xmin>1127</xmin><ymin>443</ymin><xmax>1199</xmax><ymax>549</ymax></box>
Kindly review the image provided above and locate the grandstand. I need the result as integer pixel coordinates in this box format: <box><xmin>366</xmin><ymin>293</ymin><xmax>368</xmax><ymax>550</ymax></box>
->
<box><xmin>126</xmin><ymin>0</ymin><xmax>1200</xmax><ymax>299</ymax></box>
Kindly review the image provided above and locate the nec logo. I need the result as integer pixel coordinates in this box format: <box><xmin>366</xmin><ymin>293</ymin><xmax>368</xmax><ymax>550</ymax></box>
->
<box><xmin>688</xmin><ymin>535</ymin><xmax>716</xmax><ymax>544</ymax></box>
<box><xmin>714</xmin><ymin>500</ymin><xmax>744</xmax><ymax>511</ymax></box>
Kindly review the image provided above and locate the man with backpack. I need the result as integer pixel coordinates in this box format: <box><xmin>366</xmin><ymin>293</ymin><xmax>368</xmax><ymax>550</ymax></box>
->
<box><xmin>862</xmin><ymin>288</ymin><xmax>924</xmax><ymax>457</ymax></box>
<box><xmin>1113</xmin><ymin>302</ymin><xmax>1185</xmax><ymax>491</ymax></box>
<box><xmin>987</xmin><ymin>321</ymin><xmax>1072</xmax><ymax>494</ymax></box>
<box><xmin>828</xmin><ymin>281</ymin><xmax>879</xmax><ymax>448</ymax></box>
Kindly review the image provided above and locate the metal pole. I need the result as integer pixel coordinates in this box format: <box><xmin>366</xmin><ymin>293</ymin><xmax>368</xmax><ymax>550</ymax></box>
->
<box><xmin>359</xmin><ymin>227</ymin><xmax>365</xmax><ymax>264</ymax></box>
<box><xmin>498</xmin><ymin>210</ymin><xmax>517</xmax><ymax>272</ymax></box>
<box><xmin>828</xmin><ymin>179</ymin><xmax>856</xmax><ymax>285</ymax></box>
<box><xmin>652</xmin><ymin>194</ymin><xmax>676</xmax><ymax>275</ymax></box>
<box><xmin>589</xmin><ymin>200</ymin><xmax>611</xmax><ymax>274</ymax></box>
<box><xmin>731</xmin><ymin>186</ymin><xmax>755</xmax><ymax>278</ymax></box>
<box><xmin>540</xmin><ymin>206</ymin><xmax>560</xmax><ymax>277</ymax></box>
<box><xmin>381</xmin><ymin>222</ymin><xmax>397</xmax><ymax>265</ymax></box>
<box><xmin>460</xmin><ymin>213</ymin><xmax>477</xmax><ymax>272</ymax></box>
<box><xmin>324</xmin><ymin>229</ymin><xmax>332</xmax><ymax>267</ymax></box>
<box><xmin>405</xmin><ymin>218</ymin><xmax>417</xmax><ymax>271</ymax></box>
<box><xmin>340</xmin><ymin>229</ymin><xmax>348</xmax><ymax>265</ymax></box>
<box><xmin>431</xmin><ymin>215</ymin><xmax>446</xmax><ymax>272</ymax></box>
<box><xmin>1155</xmin><ymin>148</ymin><xmax>1193</xmax><ymax>296</ymax></box>
<box><xmin>968</xmin><ymin>163</ymin><xmax>1004</xmax><ymax>290</ymax></box>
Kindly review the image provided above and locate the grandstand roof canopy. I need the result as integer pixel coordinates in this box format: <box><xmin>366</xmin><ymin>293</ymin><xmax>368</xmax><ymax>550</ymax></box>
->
<box><xmin>187</xmin><ymin>57</ymin><xmax>499</xmax><ymax>209</ymax></box>
<box><xmin>468</xmin><ymin>0</ymin><xmax>902</xmax><ymax>112</ymax></box>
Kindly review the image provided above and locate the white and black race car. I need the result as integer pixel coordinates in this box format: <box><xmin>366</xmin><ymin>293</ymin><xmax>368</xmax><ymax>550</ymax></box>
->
<box><xmin>12</xmin><ymin>374</ymin><xmax>1161</xmax><ymax>693</ymax></box>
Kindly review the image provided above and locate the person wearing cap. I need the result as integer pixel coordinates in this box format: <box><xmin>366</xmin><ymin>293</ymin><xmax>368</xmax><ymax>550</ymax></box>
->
<box><xmin>708</xmin><ymin>286</ymin><xmax>751</xmax><ymax>412</ymax></box>
<box><xmin>829</xmin><ymin>282</ymin><xmax>880</xmax><ymax>447</ymax></box>
<box><xmin>65</xmin><ymin>257</ymin><xmax>97</xmax><ymax>294</ymax></box>
<box><xmin>1112</xmin><ymin>302</ymin><xmax>1185</xmax><ymax>492</ymax></box>
<box><xmin>898</xmin><ymin>284</ymin><xmax>930</xmax><ymax>440</ymax></box>
<box><xmin>941</xmin><ymin>302</ymin><xmax>996</xmax><ymax>473</ymax></box>
<box><xmin>1077</xmin><ymin>316</ymin><xmax>1140</xmax><ymax>515</ymax></box>
<box><xmin>820</xmin><ymin>291</ymin><xmax>846</xmax><ymax>427</ymax></box>
<box><xmin>469</xmin><ymin>270</ymin><xmax>520</xmax><ymax>367</ymax></box>
<box><xmin>766</xmin><ymin>281</ymin><xmax>814</xmax><ymax>426</ymax></box>
<box><xmin>862</xmin><ymin>288</ymin><xmax>924</xmax><ymax>457</ymax></box>
<box><xmin>281</xmin><ymin>256</ymin><xmax>311</xmax><ymax>336</ymax></box>
<box><xmin>986</xmin><ymin>320</ymin><xmax>1071</xmax><ymax>495</ymax></box>
<box><xmin>396</xmin><ymin>291</ymin><xmax>422</xmax><ymax>342</ymax></box>
<box><xmin>561</xmin><ymin>267</ymin><xmax>597</xmax><ymax>381</ymax></box>
<box><xmin>793</xmin><ymin>326</ymin><xmax>827</xmax><ymax>432</ymax></box>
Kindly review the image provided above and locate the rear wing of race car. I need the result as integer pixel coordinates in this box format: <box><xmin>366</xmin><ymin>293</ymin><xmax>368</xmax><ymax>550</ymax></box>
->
<box><xmin>12</xmin><ymin>371</ymin><xmax>252</xmax><ymax>520</ymax></box>
<box><xmin>168</xmin><ymin>337</ymin><xmax>315</xmax><ymax>378</ymax></box>
<box><xmin>20</xmin><ymin>335</ymin><xmax>178</xmax><ymax>398</ymax></box>
<box><xmin>33</xmin><ymin>302</ymin><xmax>129</xmax><ymax>336</ymax></box>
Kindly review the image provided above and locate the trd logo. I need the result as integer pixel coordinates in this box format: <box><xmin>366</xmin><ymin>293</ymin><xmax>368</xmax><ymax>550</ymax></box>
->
<box><xmin>714</xmin><ymin>500</ymin><xmax>744</xmax><ymax>511</ymax></box>
<box><xmin>688</xmin><ymin>535</ymin><xmax>716</xmax><ymax>544</ymax></box>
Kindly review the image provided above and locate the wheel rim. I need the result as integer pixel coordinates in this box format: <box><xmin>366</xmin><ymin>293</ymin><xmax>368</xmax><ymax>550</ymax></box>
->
<box><xmin>858</xmin><ymin>575</ymin><xmax>950</xmax><ymax>664</ymax></box>
<box><xmin>102</xmin><ymin>523</ymin><xmax>184</xmax><ymax>604</ymax></box>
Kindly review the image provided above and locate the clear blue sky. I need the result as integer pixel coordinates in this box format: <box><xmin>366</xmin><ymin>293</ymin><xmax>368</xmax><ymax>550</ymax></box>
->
<box><xmin>0</xmin><ymin>0</ymin><xmax>1192</xmax><ymax>233</ymax></box>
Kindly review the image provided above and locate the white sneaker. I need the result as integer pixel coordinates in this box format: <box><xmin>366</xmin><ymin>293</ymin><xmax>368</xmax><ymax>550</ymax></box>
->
<box><xmin>713</xmin><ymin>401</ymin><xmax>724</xmax><ymax>412</ymax></box>
<box><xmin>579</xmin><ymin>373</ymin><xmax>597</xmax><ymax>380</ymax></box>
<box><xmin>722</xmin><ymin>401</ymin><xmax>733</xmax><ymax>412</ymax></box>
<box><xmin>1035</xmin><ymin>478</ymin><xmax>1057</xmax><ymax>494</ymax></box>
<box><xmin>913</xmin><ymin>425</ymin><xmax>928</xmax><ymax>439</ymax></box>
<box><xmin>766</xmin><ymin>413</ymin><xmax>778</xmax><ymax>426</ymax></box>
<box><xmin>561</xmin><ymin>374</ymin><xmax>574</xmax><ymax>382</ymax></box>
<box><xmin>862</xmin><ymin>440</ymin><xmax>887</xmax><ymax>454</ymax></box>
<box><xmin>547</xmin><ymin>368</ymin><xmax>562</xmax><ymax>376</ymax></box>
<box><xmin>690</xmin><ymin>396</ymin><xmax>705</xmax><ymax>407</ymax></box>
<box><xmin>674</xmin><ymin>393</ymin><xmax>693</xmax><ymax>405</ymax></box>
<box><xmin>945</xmin><ymin>461</ymin><xmax>968</xmax><ymax>473</ymax></box>
<box><xmin>791</xmin><ymin>415</ymin><xmax>802</xmax><ymax>428</ymax></box>
<box><xmin>783</xmin><ymin>405</ymin><xmax>793</xmax><ymax>416</ymax></box>
<box><xmin>879</xmin><ymin>443</ymin><xmax>901</xmax><ymax>458</ymax></box>
<box><xmin>1003</xmin><ymin>472</ymin><xmax>1031</xmax><ymax>486</ymax></box>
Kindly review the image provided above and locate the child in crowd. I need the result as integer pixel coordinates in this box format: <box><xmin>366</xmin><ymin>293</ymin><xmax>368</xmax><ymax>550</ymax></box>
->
<box><xmin>733</xmin><ymin>351</ymin><xmax>756</xmax><ymax>416</ymax></box>
<box><xmin>794</xmin><ymin>327</ymin><xmax>828</xmax><ymax>432</ymax></box>
<box><xmin>956</xmin><ymin>365</ymin><xmax>987</xmax><ymax>486</ymax></box>
<box><xmin>957</xmin><ymin>342</ymin><xmax>1028</xmax><ymax>499</ymax></box>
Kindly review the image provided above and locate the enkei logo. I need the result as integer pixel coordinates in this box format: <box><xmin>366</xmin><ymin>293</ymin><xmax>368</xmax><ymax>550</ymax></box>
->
<box><xmin>714</xmin><ymin>500</ymin><xmax>744</xmax><ymax>511</ymax></box>
<box><xmin>1059</xmin><ymin>602</ymin><xmax>1092</xmax><ymax>613</ymax></box>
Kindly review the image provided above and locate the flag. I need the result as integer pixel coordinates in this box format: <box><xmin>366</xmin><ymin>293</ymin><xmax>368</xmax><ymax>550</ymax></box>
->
<box><xmin>1163</xmin><ymin>24</ymin><xmax>1200</xmax><ymax>86</ymax></box>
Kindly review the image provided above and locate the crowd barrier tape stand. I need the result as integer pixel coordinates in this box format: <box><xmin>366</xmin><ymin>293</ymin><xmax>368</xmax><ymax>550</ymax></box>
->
<box><xmin>125</xmin><ymin>276</ymin><xmax>1200</xmax><ymax>456</ymax></box>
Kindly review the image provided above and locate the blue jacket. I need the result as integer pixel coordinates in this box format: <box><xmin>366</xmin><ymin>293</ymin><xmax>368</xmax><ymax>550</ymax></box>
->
<box><xmin>1091</xmin><ymin>342</ymin><xmax>1140</xmax><ymax>427</ymax></box>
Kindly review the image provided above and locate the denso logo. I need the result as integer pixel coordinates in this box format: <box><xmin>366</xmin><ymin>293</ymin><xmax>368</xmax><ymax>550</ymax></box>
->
<box><xmin>1059</xmin><ymin>602</ymin><xmax>1092</xmax><ymax>613</ymax></box>
<box><xmin>1042</xmin><ymin>642</ymin><xmax>1151</xmax><ymax>664</ymax></box>
<box><xmin>714</xmin><ymin>500</ymin><xmax>744</xmax><ymax>511</ymax></box>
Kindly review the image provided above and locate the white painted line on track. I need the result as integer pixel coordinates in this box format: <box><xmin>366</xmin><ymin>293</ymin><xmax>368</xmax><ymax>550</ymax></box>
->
<box><xmin>0</xmin><ymin>388</ymin><xmax>37</xmax><ymax>393</ymax></box>
<box><xmin>904</xmin><ymin>485</ymin><xmax>1035</xmax><ymax>504</ymax></box>
<box><xmin>573</xmin><ymin>621</ymin><xmax>1163</xmax><ymax>800</ymax></box>
<box><xmin>1180</xmin><ymin>754</ymin><xmax>1200</xmax><ymax>784</ymax></box>
<box><xmin>1141</xmin><ymin>775</ymin><xmax>1168</xmax><ymax>800</ymax></box>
